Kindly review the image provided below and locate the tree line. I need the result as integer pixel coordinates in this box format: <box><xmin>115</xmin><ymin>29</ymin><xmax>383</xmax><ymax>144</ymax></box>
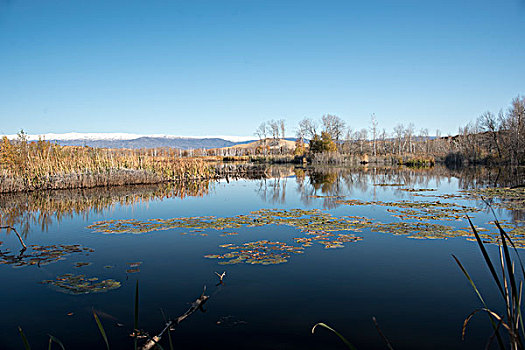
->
<box><xmin>253</xmin><ymin>95</ymin><xmax>525</xmax><ymax>165</ymax></box>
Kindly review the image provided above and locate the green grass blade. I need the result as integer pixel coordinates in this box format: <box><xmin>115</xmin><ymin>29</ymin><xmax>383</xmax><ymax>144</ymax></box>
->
<box><xmin>48</xmin><ymin>335</ymin><xmax>65</xmax><ymax>350</ymax></box>
<box><xmin>467</xmin><ymin>216</ymin><xmax>505</xmax><ymax>297</ymax></box>
<box><xmin>496</xmin><ymin>220</ymin><xmax>525</xmax><ymax>282</ymax></box>
<box><xmin>134</xmin><ymin>280</ymin><xmax>139</xmax><ymax>329</ymax></box>
<box><xmin>93</xmin><ymin>310</ymin><xmax>110</xmax><ymax>350</ymax></box>
<box><xmin>500</xmin><ymin>224</ymin><xmax>518</xmax><ymax>305</ymax></box>
<box><xmin>494</xmin><ymin>220</ymin><xmax>525</xmax><ymax>279</ymax></box>
<box><xmin>312</xmin><ymin>323</ymin><xmax>357</xmax><ymax>350</ymax></box>
<box><xmin>160</xmin><ymin>308</ymin><xmax>174</xmax><ymax>350</ymax></box>
<box><xmin>494</xmin><ymin>220</ymin><xmax>525</xmax><ymax>341</ymax></box>
<box><xmin>18</xmin><ymin>327</ymin><xmax>31</xmax><ymax>350</ymax></box>
<box><xmin>452</xmin><ymin>254</ymin><xmax>505</xmax><ymax>349</ymax></box>
<box><xmin>167</xmin><ymin>328</ymin><xmax>174</xmax><ymax>350</ymax></box>
<box><xmin>498</xmin><ymin>224</ymin><xmax>525</xmax><ymax>348</ymax></box>
<box><xmin>453</xmin><ymin>254</ymin><xmax>487</xmax><ymax>305</ymax></box>
<box><xmin>134</xmin><ymin>280</ymin><xmax>139</xmax><ymax>350</ymax></box>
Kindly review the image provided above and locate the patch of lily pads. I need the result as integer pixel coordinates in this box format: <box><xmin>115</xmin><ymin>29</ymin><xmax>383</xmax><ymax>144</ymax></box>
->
<box><xmin>461</xmin><ymin>187</ymin><xmax>525</xmax><ymax>211</ymax></box>
<box><xmin>86</xmin><ymin>184</ymin><xmax>525</xmax><ymax>265</ymax></box>
<box><xmin>0</xmin><ymin>243</ymin><xmax>94</xmax><ymax>268</ymax></box>
<box><xmin>203</xmin><ymin>232</ymin><xmax>364</xmax><ymax>265</ymax></box>
<box><xmin>399</xmin><ymin>188</ymin><xmax>437</xmax><ymax>192</ymax></box>
<box><xmin>373</xmin><ymin>183</ymin><xmax>404</xmax><ymax>187</ymax></box>
<box><xmin>87</xmin><ymin>209</ymin><xmax>374</xmax><ymax>235</ymax></box>
<box><xmin>88</xmin><ymin>209</ymin><xmax>370</xmax><ymax>265</ymax></box>
<box><xmin>73</xmin><ymin>261</ymin><xmax>92</xmax><ymax>268</ymax></box>
<box><xmin>126</xmin><ymin>261</ymin><xmax>143</xmax><ymax>274</ymax></box>
<box><xmin>205</xmin><ymin>240</ymin><xmax>301</xmax><ymax>265</ymax></box>
<box><xmin>41</xmin><ymin>273</ymin><xmax>121</xmax><ymax>294</ymax></box>
<box><xmin>370</xmin><ymin>221</ymin><xmax>459</xmax><ymax>240</ymax></box>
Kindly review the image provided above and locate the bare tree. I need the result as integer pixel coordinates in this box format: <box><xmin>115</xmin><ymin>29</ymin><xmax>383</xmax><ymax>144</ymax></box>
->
<box><xmin>393</xmin><ymin>124</ymin><xmax>404</xmax><ymax>155</ymax></box>
<box><xmin>478</xmin><ymin>111</ymin><xmax>502</xmax><ymax>158</ymax></box>
<box><xmin>379</xmin><ymin>129</ymin><xmax>388</xmax><ymax>155</ymax></box>
<box><xmin>297</xmin><ymin>118</ymin><xmax>318</xmax><ymax>141</ymax></box>
<box><xmin>279</xmin><ymin>119</ymin><xmax>286</xmax><ymax>139</ymax></box>
<box><xmin>341</xmin><ymin>127</ymin><xmax>354</xmax><ymax>154</ymax></box>
<box><xmin>507</xmin><ymin>96</ymin><xmax>525</xmax><ymax>164</ymax></box>
<box><xmin>419</xmin><ymin>128</ymin><xmax>429</xmax><ymax>154</ymax></box>
<box><xmin>370</xmin><ymin>114</ymin><xmax>378</xmax><ymax>156</ymax></box>
<box><xmin>358</xmin><ymin>128</ymin><xmax>368</xmax><ymax>154</ymax></box>
<box><xmin>404</xmin><ymin>123</ymin><xmax>415</xmax><ymax>154</ymax></box>
<box><xmin>267</xmin><ymin>120</ymin><xmax>280</xmax><ymax>139</ymax></box>
<box><xmin>255</xmin><ymin>122</ymin><xmax>267</xmax><ymax>141</ymax></box>
<box><xmin>321</xmin><ymin>114</ymin><xmax>346</xmax><ymax>142</ymax></box>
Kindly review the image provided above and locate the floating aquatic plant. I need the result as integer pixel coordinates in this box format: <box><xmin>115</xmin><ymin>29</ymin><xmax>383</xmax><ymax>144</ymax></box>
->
<box><xmin>86</xmin><ymin>190</ymin><xmax>524</xmax><ymax>268</ymax></box>
<box><xmin>462</xmin><ymin>187</ymin><xmax>525</xmax><ymax>211</ymax></box>
<box><xmin>400</xmin><ymin>188</ymin><xmax>437</xmax><ymax>192</ymax></box>
<box><xmin>373</xmin><ymin>183</ymin><xmax>405</xmax><ymax>187</ymax></box>
<box><xmin>73</xmin><ymin>261</ymin><xmax>92</xmax><ymax>268</ymax></box>
<box><xmin>0</xmin><ymin>243</ymin><xmax>94</xmax><ymax>268</ymax></box>
<box><xmin>205</xmin><ymin>240</ymin><xmax>302</xmax><ymax>265</ymax></box>
<box><xmin>87</xmin><ymin>209</ymin><xmax>374</xmax><ymax>235</ymax></box>
<box><xmin>126</xmin><ymin>261</ymin><xmax>143</xmax><ymax>274</ymax></box>
<box><xmin>41</xmin><ymin>273</ymin><xmax>121</xmax><ymax>294</ymax></box>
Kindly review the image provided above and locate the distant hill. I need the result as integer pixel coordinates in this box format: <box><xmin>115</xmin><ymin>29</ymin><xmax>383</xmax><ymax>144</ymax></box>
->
<box><xmin>57</xmin><ymin>137</ymin><xmax>239</xmax><ymax>149</ymax></box>
<box><xmin>229</xmin><ymin>138</ymin><xmax>296</xmax><ymax>150</ymax></box>
<box><xmin>1</xmin><ymin>133</ymin><xmax>257</xmax><ymax>150</ymax></box>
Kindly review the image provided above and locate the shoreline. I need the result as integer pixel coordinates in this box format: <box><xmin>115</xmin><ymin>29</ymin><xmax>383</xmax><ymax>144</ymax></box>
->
<box><xmin>0</xmin><ymin>162</ymin><xmax>272</xmax><ymax>194</ymax></box>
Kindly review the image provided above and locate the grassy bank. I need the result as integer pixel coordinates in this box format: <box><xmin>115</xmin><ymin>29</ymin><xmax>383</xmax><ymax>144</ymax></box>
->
<box><xmin>0</xmin><ymin>136</ymin><xmax>283</xmax><ymax>193</ymax></box>
<box><xmin>0</xmin><ymin>136</ymin><xmax>216</xmax><ymax>192</ymax></box>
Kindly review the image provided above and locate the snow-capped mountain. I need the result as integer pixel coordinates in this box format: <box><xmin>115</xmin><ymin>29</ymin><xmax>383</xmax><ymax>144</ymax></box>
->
<box><xmin>1</xmin><ymin>132</ymin><xmax>256</xmax><ymax>149</ymax></box>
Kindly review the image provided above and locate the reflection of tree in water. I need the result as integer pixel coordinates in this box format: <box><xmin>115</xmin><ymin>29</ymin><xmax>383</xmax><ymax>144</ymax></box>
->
<box><xmin>450</xmin><ymin>166</ymin><xmax>525</xmax><ymax>222</ymax></box>
<box><xmin>0</xmin><ymin>181</ymin><xmax>212</xmax><ymax>236</ymax></box>
<box><xmin>2</xmin><ymin>165</ymin><xmax>523</xmax><ymax>236</ymax></box>
<box><xmin>451</xmin><ymin>166</ymin><xmax>524</xmax><ymax>190</ymax></box>
<box><xmin>289</xmin><ymin>165</ymin><xmax>524</xmax><ymax>219</ymax></box>
<box><xmin>292</xmin><ymin>166</ymin><xmax>444</xmax><ymax>209</ymax></box>
<box><xmin>256</xmin><ymin>177</ymin><xmax>288</xmax><ymax>204</ymax></box>
<box><xmin>254</xmin><ymin>166</ymin><xmax>295</xmax><ymax>204</ymax></box>
<box><xmin>306</xmin><ymin>169</ymin><xmax>345</xmax><ymax>209</ymax></box>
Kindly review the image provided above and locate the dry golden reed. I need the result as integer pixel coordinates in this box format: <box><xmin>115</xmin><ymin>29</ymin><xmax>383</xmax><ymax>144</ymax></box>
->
<box><xmin>0</xmin><ymin>136</ymin><xmax>214</xmax><ymax>192</ymax></box>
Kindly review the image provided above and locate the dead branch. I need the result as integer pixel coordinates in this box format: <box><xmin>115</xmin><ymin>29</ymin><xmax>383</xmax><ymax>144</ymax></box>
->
<box><xmin>140</xmin><ymin>286</ymin><xmax>209</xmax><ymax>350</ymax></box>
<box><xmin>0</xmin><ymin>225</ymin><xmax>27</xmax><ymax>250</ymax></box>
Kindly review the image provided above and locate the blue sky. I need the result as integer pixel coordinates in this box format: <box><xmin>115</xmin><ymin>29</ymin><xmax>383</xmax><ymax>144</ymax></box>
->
<box><xmin>0</xmin><ymin>0</ymin><xmax>524</xmax><ymax>137</ymax></box>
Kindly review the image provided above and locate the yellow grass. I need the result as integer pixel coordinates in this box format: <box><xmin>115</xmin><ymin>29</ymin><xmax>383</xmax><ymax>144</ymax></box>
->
<box><xmin>0</xmin><ymin>137</ymin><xmax>214</xmax><ymax>192</ymax></box>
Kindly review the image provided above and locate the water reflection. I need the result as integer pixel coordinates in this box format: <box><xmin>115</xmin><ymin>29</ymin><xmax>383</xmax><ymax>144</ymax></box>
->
<box><xmin>1</xmin><ymin>166</ymin><xmax>523</xmax><ymax>236</ymax></box>
<box><xmin>0</xmin><ymin>164</ymin><xmax>523</xmax><ymax>350</ymax></box>
<box><xmin>257</xmin><ymin>165</ymin><xmax>524</xmax><ymax>221</ymax></box>
<box><xmin>0</xmin><ymin>180</ymin><xmax>213</xmax><ymax>235</ymax></box>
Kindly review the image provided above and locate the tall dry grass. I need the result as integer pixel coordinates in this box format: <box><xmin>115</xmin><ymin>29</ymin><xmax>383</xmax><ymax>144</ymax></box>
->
<box><xmin>0</xmin><ymin>136</ymin><xmax>214</xmax><ymax>192</ymax></box>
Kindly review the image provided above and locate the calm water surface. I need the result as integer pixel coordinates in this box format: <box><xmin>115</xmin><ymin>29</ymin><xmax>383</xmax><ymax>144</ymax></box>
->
<box><xmin>0</xmin><ymin>166</ymin><xmax>523</xmax><ymax>349</ymax></box>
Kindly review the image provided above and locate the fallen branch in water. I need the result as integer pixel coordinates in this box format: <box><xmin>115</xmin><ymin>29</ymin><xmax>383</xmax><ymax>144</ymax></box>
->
<box><xmin>0</xmin><ymin>225</ymin><xmax>27</xmax><ymax>250</ymax></box>
<box><xmin>215</xmin><ymin>271</ymin><xmax>226</xmax><ymax>285</ymax></box>
<box><xmin>140</xmin><ymin>286</ymin><xmax>209</xmax><ymax>350</ymax></box>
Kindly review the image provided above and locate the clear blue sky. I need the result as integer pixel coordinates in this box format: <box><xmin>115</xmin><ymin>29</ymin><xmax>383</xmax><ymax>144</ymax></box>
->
<box><xmin>1</xmin><ymin>0</ymin><xmax>524</xmax><ymax>137</ymax></box>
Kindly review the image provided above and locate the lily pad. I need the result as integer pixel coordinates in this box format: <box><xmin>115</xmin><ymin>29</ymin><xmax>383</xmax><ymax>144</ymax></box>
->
<box><xmin>41</xmin><ymin>274</ymin><xmax>121</xmax><ymax>294</ymax></box>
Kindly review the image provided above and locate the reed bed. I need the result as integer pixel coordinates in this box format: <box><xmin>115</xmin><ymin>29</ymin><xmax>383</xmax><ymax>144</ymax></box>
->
<box><xmin>399</xmin><ymin>156</ymin><xmax>435</xmax><ymax>167</ymax></box>
<box><xmin>454</xmin><ymin>217</ymin><xmax>525</xmax><ymax>349</ymax></box>
<box><xmin>0</xmin><ymin>137</ymin><xmax>214</xmax><ymax>192</ymax></box>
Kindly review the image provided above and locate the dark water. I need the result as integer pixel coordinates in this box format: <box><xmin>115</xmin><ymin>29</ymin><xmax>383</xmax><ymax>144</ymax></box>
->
<box><xmin>0</xmin><ymin>165</ymin><xmax>523</xmax><ymax>350</ymax></box>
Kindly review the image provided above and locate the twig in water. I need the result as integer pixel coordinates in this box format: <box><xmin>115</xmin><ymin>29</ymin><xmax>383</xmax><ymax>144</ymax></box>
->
<box><xmin>140</xmin><ymin>286</ymin><xmax>209</xmax><ymax>350</ymax></box>
<box><xmin>215</xmin><ymin>271</ymin><xmax>226</xmax><ymax>285</ymax></box>
<box><xmin>0</xmin><ymin>225</ymin><xmax>27</xmax><ymax>250</ymax></box>
<box><xmin>372</xmin><ymin>317</ymin><xmax>394</xmax><ymax>350</ymax></box>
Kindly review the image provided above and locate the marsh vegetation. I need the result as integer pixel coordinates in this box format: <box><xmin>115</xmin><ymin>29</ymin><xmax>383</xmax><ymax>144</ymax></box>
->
<box><xmin>1</xmin><ymin>165</ymin><xmax>523</xmax><ymax>349</ymax></box>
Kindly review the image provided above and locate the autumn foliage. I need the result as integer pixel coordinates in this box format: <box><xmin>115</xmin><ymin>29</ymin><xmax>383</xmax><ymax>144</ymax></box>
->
<box><xmin>0</xmin><ymin>134</ymin><xmax>213</xmax><ymax>192</ymax></box>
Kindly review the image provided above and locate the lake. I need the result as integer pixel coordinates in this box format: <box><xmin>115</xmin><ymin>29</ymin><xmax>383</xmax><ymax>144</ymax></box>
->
<box><xmin>0</xmin><ymin>165</ymin><xmax>523</xmax><ymax>350</ymax></box>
